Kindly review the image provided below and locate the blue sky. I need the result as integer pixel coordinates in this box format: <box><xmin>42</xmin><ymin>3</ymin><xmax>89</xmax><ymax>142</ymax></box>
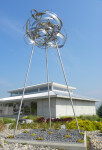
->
<box><xmin>0</xmin><ymin>0</ymin><xmax>102</xmax><ymax>106</ymax></box>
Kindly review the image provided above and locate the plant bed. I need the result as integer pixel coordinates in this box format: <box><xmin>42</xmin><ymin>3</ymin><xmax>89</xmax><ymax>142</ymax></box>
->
<box><xmin>7</xmin><ymin>129</ymin><xmax>85</xmax><ymax>144</ymax></box>
<box><xmin>5</xmin><ymin>129</ymin><xmax>87</xmax><ymax>150</ymax></box>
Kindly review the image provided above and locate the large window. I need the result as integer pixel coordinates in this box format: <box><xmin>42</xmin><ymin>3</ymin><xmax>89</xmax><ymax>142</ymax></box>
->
<box><xmin>31</xmin><ymin>102</ymin><xmax>37</xmax><ymax>115</ymax></box>
<box><xmin>10</xmin><ymin>86</ymin><xmax>52</xmax><ymax>97</ymax></box>
<box><xmin>40</xmin><ymin>86</ymin><xmax>51</xmax><ymax>92</ymax></box>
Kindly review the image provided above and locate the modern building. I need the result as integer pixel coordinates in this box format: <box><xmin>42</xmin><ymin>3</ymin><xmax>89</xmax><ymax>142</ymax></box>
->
<box><xmin>0</xmin><ymin>82</ymin><xmax>99</xmax><ymax>118</ymax></box>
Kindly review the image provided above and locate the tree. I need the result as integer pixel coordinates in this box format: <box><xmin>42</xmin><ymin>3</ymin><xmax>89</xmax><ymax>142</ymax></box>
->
<box><xmin>97</xmin><ymin>104</ymin><xmax>102</xmax><ymax>118</ymax></box>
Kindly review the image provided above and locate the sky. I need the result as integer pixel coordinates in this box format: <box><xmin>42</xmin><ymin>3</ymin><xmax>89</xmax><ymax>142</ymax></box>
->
<box><xmin>0</xmin><ymin>0</ymin><xmax>102</xmax><ymax>107</ymax></box>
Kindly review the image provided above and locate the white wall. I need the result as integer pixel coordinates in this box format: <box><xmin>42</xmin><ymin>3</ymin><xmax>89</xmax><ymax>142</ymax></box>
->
<box><xmin>37</xmin><ymin>98</ymin><xmax>56</xmax><ymax>118</ymax></box>
<box><xmin>75</xmin><ymin>100</ymin><xmax>96</xmax><ymax>116</ymax></box>
<box><xmin>3</xmin><ymin>106</ymin><xmax>13</xmax><ymax>115</ymax></box>
<box><xmin>56</xmin><ymin>98</ymin><xmax>96</xmax><ymax>117</ymax></box>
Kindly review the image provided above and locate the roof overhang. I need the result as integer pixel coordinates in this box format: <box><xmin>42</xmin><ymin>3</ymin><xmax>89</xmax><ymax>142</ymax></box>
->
<box><xmin>0</xmin><ymin>91</ymin><xmax>99</xmax><ymax>103</ymax></box>
<box><xmin>8</xmin><ymin>82</ymin><xmax>76</xmax><ymax>93</ymax></box>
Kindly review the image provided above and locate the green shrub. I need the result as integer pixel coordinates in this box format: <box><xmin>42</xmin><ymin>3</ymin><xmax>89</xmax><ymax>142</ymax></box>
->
<box><xmin>96</xmin><ymin>117</ymin><xmax>102</xmax><ymax>122</ymax></box>
<box><xmin>78</xmin><ymin>115</ymin><xmax>100</xmax><ymax>121</ymax></box>
<box><xmin>80</xmin><ymin>132</ymin><xmax>84</xmax><ymax>135</ymax></box>
<box><xmin>77</xmin><ymin>139</ymin><xmax>84</xmax><ymax>143</ymax></box>
<box><xmin>66</xmin><ymin>119</ymin><xmax>102</xmax><ymax>131</ymax></box>
<box><xmin>30</xmin><ymin>133</ymin><xmax>36</xmax><ymax>136</ymax></box>
<box><xmin>22</xmin><ymin>116</ymin><xmax>41</xmax><ymax>122</ymax></box>
<box><xmin>41</xmin><ymin>128</ymin><xmax>46</xmax><ymax>131</ymax></box>
<box><xmin>64</xmin><ymin>134</ymin><xmax>71</xmax><ymax>138</ymax></box>
<box><xmin>97</xmin><ymin>104</ymin><xmax>102</xmax><ymax>118</ymax></box>
<box><xmin>67</xmin><ymin>129</ymin><xmax>71</xmax><ymax>132</ymax></box>
<box><xmin>23</xmin><ymin>130</ymin><xmax>29</xmax><ymax>133</ymax></box>
<box><xmin>33</xmin><ymin>116</ymin><xmax>42</xmax><ymax>122</ymax></box>
<box><xmin>48</xmin><ymin>131</ymin><xmax>53</xmax><ymax>134</ymax></box>
<box><xmin>7</xmin><ymin>135</ymin><xmax>14</xmax><ymax>138</ymax></box>
<box><xmin>36</xmin><ymin>136</ymin><xmax>43</xmax><ymax>140</ymax></box>
<box><xmin>10</xmin><ymin>121</ymin><xmax>41</xmax><ymax>130</ymax></box>
<box><xmin>52</xmin><ymin>122</ymin><xmax>61</xmax><ymax>129</ymax></box>
<box><xmin>4</xmin><ymin>140</ymin><xmax>8</xmax><ymax>144</ymax></box>
<box><xmin>100</xmin><ymin>127</ymin><xmax>102</xmax><ymax>133</ymax></box>
<box><xmin>0</xmin><ymin>117</ymin><xmax>15</xmax><ymax>124</ymax></box>
<box><xmin>40</xmin><ymin>122</ymin><xmax>49</xmax><ymax>129</ymax></box>
<box><xmin>10</xmin><ymin>117</ymin><xmax>102</xmax><ymax>132</ymax></box>
<box><xmin>22</xmin><ymin>116</ymin><xmax>28</xmax><ymax>119</ymax></box>
<box><xmin>10</xmin><ymin>122</ymin><xmax>22</xmax><ymax>130</ymax></box>
<box><xmin>60</xmin><ymin>116</ymin><xmax>74</xmax><ymax>119</ymax></box>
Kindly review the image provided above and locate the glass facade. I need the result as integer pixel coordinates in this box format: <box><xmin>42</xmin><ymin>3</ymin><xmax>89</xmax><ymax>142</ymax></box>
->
<box><xmin>10</xmin><ymin>86</ymin><xmax>52</xmax><ymax>97</ymax></box>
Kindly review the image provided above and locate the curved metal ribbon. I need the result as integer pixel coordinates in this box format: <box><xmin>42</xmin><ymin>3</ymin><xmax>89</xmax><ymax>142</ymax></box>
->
<box><xmin>25</xmin><ymin>9</ymin><xmax>67</xmax><ymax>49</ymax></box>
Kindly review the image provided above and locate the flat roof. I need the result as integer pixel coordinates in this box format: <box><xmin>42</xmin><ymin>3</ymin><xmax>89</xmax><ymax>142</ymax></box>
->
<box><xmin>8</xmin><ymin>82</ymin><xmax>76</xmax><ymax>93</ymax></box>
<box><xmin>0</xmin><ymin>91</ymin><xmax>99</xmax><ymax>102</ymax></box>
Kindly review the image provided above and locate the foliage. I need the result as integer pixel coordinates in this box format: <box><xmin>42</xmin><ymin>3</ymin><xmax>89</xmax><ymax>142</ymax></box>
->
<box><xmin>80</xmin><ymin>132</ymin><xmax>84</xmax><ymax>135</ymax></box>
<box><xmin>22</xmin><ymin>116</ymin><xmax>28</xmax><ymax>119</ymax></box>
<box><xmin>22</xmin><ymin>115</ymin><xmax>41</xmax><ymax>122</ymax></box>
<box><xmin>52</xmin><ymin>122</ymin><xmax>61</xmax><ymax>129</ymax></box>
<box><xmin>4</xmin><ymin>140</ymin><xmax>8</xmax><ymax>144</ymax></box>
<box><xmin>41</xmin><ymin>122</ymin><xmax>49</xmax><ymax>129</ymax></box>
<box><xmin>22</xmin><ymin>143</ymin><xmax>27</xmax><ymax>145</ymax></box>
<box><xmin>41</xmin><ymin>128</ymin><xmax>46</xmax><ymax>131</ymax></box>
<box><xmin>98</xmin><ymin>123</ymin><xmax>102</xmax><ymax>133</ymax></box>
<box><xmin>0</xmin><ymin>117</ymin><xmax>15</xmax><ymax>124</ymax></box>
<box><xmin>48</xmin><ymin>131</ymin><xmax>53</xmax><ymax>134</ymax></box>
<box><xmin>64</xmin><ymin>134</ymin><xmax>71</xmax><ymax>138</ymax></box>
<box><xmin>78</xmin><ymin>115</ymin><xmax>102</xmax><ymax>122</ymax></box>
<box><xmin>60</xmin><ymin>116</ymin><xmax>74</xmax><ymax>119</ymax></box>
<box><xmin>34</xmin><ymin>127</ymin><xmax>39</xmax><ymax>129</ymax></box>
<box><xmin>55</xmin><ymin>128</ymin><xmax>60</xmax><ymax>130</ymax></box>
<box><xmin>36</xmin><ymin>136</ymin><xmax>43</xmax><ymax>140</ymax></box>
<box><xmin>77</xmin><ymin>139</ymin><xmax>84</xmax><ymax>143</ymax></box>
<box><xmin>67</xmin><ymin>129</ymin><xmax>71</xmax><ymax>132</ymax></box>
<box><xmin>86</xmin><ymin>136</ymin><xmax>90</xmax><ymax>150</ymax></box>
<box><xmin>100</xmin><ymin>127</ymin><xmax>102</xmax><ymax>133</ymax></box>
<box><xmin>7</xmin><ymin>135</ymin><xmax>14</xmax><ymax>138</ymax></box>
<box><xmin>97</xmin><ymin>104</ymin><xmax>102</xmax><ymax>118</ymax></box>
<box><xmin>0</xmin><ymin>118</ymin><xmax>6</xmax><ymax>131</ymax></box>
<box><xmin>23</xmin><ymin>130</ymin><xmax>29</xmax><ymax>133</ymax></box>
<box><xmin>10</xmin><ymin>117</ymin><xmax>102</xmax><ymax>133</ymax></box>
<box><xmin>37</xmin><ymin>117</ymin><xmax>45</xmax><ymax>123</ymax></box>
<box><xmin>30</xmin><ymin>133</ymin><xmax>36</xmax><ymax>136</ymax></box>
<box><xmin>10</xmin><ymin>121</ymin><xmax>41</xmax><ymax>130</ymax></box>
<box><xmin>66</xmin><ymin>119</ymin><xmax>102</xmax><ymax>131</ymax></box>
<box><xmin>46</xmin><ymin>117</ymin><xmax>73</xmax><ymax>123</ymax></box>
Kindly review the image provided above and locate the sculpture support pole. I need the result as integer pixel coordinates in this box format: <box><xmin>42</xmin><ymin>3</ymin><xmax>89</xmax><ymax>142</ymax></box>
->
<box><xmin>45</xmin><ymin>47</ymin><xmax>51</xmax><ymax>129</ymax></box>
<box><xmin>14</xmin><ymin>44</ymin><xmax>35</xmax><ymax>137</ymax></box>
<box><xmin>56</xmin><ymin>42</ymin><xmax>80</xmax><ymax>133</ymax></box>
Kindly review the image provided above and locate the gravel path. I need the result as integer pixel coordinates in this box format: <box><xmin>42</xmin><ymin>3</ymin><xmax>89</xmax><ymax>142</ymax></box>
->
<box><xmin>86</xmin><ymin>130</ymin><xmax>102</xmax><ymax>150</ymax></box>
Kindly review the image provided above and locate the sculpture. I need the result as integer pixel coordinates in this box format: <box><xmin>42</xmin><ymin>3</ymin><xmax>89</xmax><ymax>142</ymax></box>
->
<box><xmin>14</xmin><ymin>10</ymin><xmax>79</xmax><ymax>137</ymax></box>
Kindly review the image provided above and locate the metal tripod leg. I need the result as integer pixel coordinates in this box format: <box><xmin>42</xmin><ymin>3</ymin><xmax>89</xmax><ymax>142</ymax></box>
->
<box><xmin>14</xmin><ymin>44</ymin><xmax>35</xmax><ymax>137</ymax></box>
<box><xmin>56</xmin><ymin>42</ymin><xmax>80</xmax><ymax>133</ymax></box>
<box><xmin>45</xmin><ymin>47</ymin><xmax>51</xmax><ymax>129</ymax></box>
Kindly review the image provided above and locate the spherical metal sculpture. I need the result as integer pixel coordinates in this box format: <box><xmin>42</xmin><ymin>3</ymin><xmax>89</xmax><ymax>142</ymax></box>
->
<box><xmin>25</xmin><ymin>9</ymin><xmax>67</xmax><ymax>49</ymax></box>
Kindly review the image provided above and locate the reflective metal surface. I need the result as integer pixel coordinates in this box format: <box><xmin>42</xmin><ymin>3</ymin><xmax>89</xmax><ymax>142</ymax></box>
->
<box><xmin>25</xmin><ymin>9</ymin><xmax>67</xmax><ymax>49</ymax></box>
